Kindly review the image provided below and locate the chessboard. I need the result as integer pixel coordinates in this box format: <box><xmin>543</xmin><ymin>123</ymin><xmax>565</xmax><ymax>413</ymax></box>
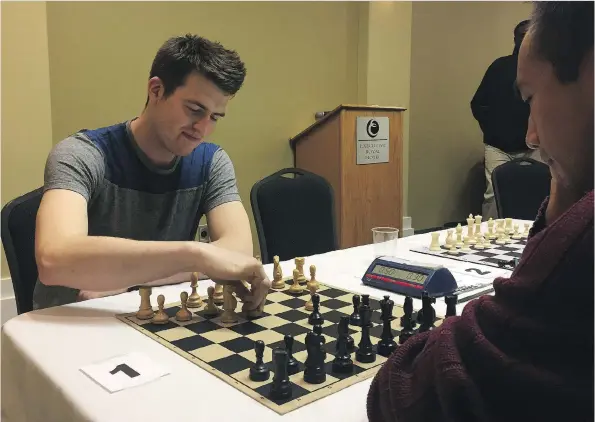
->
<box><xmin>410</xmin><ymin>215</ymin><xmax>531</xmax><ymax>269</ymax></box>
<box><xmin>116</xmin><ymin>257</ymin><xmax>444</xmax><ymax>415</ymax></box>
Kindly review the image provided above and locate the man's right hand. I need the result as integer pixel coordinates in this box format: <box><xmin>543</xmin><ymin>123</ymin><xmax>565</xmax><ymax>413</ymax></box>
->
<box><xmin>194</xmin><ymin>242</ymin><xmax>271</xmax><ymax>310</ymax></box>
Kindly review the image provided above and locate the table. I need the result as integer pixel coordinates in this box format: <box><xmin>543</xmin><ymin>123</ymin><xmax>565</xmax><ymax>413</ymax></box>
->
<box><xmin>1</xmin><ymin>224</ymin><xmax>520</xmax><ymax>422</ymax></box>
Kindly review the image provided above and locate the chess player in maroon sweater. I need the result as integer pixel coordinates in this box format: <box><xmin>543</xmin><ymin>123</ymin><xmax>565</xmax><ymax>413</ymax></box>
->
<box><xmin>367</xmin><ymin>2</ymin><xmax>594</xmax><ymax>421</ymax></box>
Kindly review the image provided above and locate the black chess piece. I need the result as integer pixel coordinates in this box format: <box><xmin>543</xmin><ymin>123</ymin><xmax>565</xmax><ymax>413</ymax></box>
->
<box><xmin>350</xmin><ymin>294</ymin><xmax>362</xmax><ymax>326</ymax></box>
<box><xmin>402</xmin><ymin>295</ymin><xmax>416</xmax><ymax>328</ymax></box>
<box><xmin>445</xmin><ymin>294</ymin><xmax>458</xmax><ymax>317</ymax></box>
<box><xmin>399</xmin><ymin>296</ymin><xmax>415</xmax><ymax>344</ymax></box>
<box><xmin>332</xmin><ymin>316</ymin><xmax>354</xmax><ymax>373</ymax></box>
<box><xmin>308</xmin><ymin>293</ymin><xmax>324</xmax><ymax>325</ymax></box>
<box><xmin>341</xmin><ymin>318</ymin><xmax>355</xmax><ymax>353</ymax></box>
<box><xmin>269</xmin><ymin>348</ymin><xmax>292</xmax><ymax>400</ymax></box>
<box><xmin>355</xmin><ymin>295</ymin><xmax>376</xmax><ymax>363</ymax></box>
<box><xmin>376</xmin><ymin>299</ymin><xmax>397</xmax><ymax>357</ymax></box>
<box><xmin>378</xmin><ymin>295</ymin><xmax>389</xmax><ymax>323</ymax></box>
<box><xmin>304</xmin><ymin>324</ymin><xmax>327</xmax><ymax>384</ymax></box>
<box><xmin>284</xmin><ymin>334</ymin><xmax>300</xmax><ymax>375</ymax></box>
<box><xmin>250</xmin><ymin>340</ymin><xmax>270</xmax><ymax>382</ymax></box>
<box><xmin>418</xmin><ymin>291</ymin><xmax>436</xmax><ymax>333</ymax></box>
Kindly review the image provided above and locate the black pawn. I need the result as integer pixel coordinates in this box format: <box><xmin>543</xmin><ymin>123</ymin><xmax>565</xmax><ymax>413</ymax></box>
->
<box><xmin>308</xmin><ymin>293</ymin><xmax>324</xmax><ymax>325</ymax></box>
<box><xmin>377</xmin><ymin>300</ymin><xmax>397</xmax><ymax>357</ymax></box>
<box><xmin>355</xmin><ymin>295</ymin><xmax>375</xmax><ymax>363</ymax></box>
<box><xmin>418</xmin><ymin>291</ymin><xmax>436</xmax><ymax>333</ymax></box>
<box><xmin>332</xmin><ymin>316</ymin><xmax>354</xmax><ymax>373</ymax></box>
<box><xmin>249</xmin><ymin>340</ymin><xmax>270</xmax><ymax>382</ymax></box>
<box><xmin>399</xmin><ymin>296</ymin><xmax>415</xmax><ymax>344</ymax></box>
<box><xmin>445</xmin><ymin>294</ymin><xmax>458</xmax><ymax>317</ymax></box>
<box><xmin>350</xmin><ymin>294</ymin><xmax>362</xmax><ymax>326</ymax></box>
<box><xmin>284</xmin><ymin>334</ymin><xmax>300</xmax><ymax>375</ymax></box>
<box><xmin>379</xmin><ymin>295</ymin><xmax>394</xmax><ymax>322</ymax></box>
<box><xmin>304</xmin><ymin>324</ymin><xmax>327</xmax><ymax>384</ymax></box>
<box><xmin>402</xmin><ymin>295</ymin><xmax>416</xmax><ymax>328</ymax></box>
<box><xmin>269</xmin><ymin>348</ymin><xmax>292</xmax><ymax>400</ymax></box>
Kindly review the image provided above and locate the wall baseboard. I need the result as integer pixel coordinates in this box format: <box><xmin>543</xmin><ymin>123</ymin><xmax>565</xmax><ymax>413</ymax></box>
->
<box><xmin>1</xmin><ymin>277</ymin><xmax>17</xmax><ymax>325</ymax></box>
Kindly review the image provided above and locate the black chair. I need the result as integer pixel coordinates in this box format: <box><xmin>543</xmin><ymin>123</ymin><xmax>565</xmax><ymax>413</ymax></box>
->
<box><xmin>1</xmin><ymin>187</ymin><xmax>44</xmax><ymax>314</ymax></box>
<box><xmin>250</xmin><ymin>168</ymin><xmax>338</xmax><ymax>264</ymax></box>
<box><xmin>491</xmin><ymin>158</ymin><xmax>551</xmax><ymax>220</ymax></box>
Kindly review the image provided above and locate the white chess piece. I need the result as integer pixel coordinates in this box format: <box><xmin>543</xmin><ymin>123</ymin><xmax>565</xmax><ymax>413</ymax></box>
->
<box><xmin>466</xmin><ymin>215</ymin><xmax>477</xmax><ymax>244</ymax></box>
<box><xmin>455</xmin><ymin>224</ymin><xmax>464</xmax><ymax>247</ymax></box>
<box><xmin>430</xmin><ymin>232</ymin><xmax>441</xmax><ymax>251</ymax></box>
<box><xmin>496</xmin><ymin>227</ymin><xmax>507</xmax><ymax>244</ymax></box>
<box><xmin>474</xmin><ymin>235</ymin><xmax>486</xmax><ymax>249</ymax></box>
<box><xmin>487</xmin><ymin>218</ymin><xmax>496</xmax><ymax>239</ymax></box>
<box><xmin>445</xmin><ymin>229</ymin><xmax>454</xmax><ymax>246</ymax></box>
<box><xmin>461</xmin><ymin>237</ymin><xmax>472</xmax><ymax>252</ymax></box>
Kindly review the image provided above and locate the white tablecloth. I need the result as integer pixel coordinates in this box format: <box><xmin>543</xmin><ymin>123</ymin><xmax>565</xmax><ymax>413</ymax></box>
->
<box><xmin>1</xmin><ymin>224</ymin><xmax>521</xmax><ymax>422</ymax></box>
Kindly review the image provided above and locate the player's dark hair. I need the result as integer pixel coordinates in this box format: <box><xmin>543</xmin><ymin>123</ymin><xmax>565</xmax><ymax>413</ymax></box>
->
<box><xmin>529</xmin><ymin>1</ymin><xmax>594</xmax><ymax>83</ymax></box>
<box><xmin>148</xmin><ymin>34</ymin><xmax>246</xmax><ymax>98</ymax></box>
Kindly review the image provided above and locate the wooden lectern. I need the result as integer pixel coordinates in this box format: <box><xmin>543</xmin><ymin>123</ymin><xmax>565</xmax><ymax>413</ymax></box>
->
<box><xmin>289</xmin><ymin>104</ymin><xmax>406</xmax><ymax>249</ymax></box>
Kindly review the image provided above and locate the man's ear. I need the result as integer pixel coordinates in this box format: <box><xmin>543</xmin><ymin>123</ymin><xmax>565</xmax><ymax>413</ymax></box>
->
<box><xmin>147</xmin><ymin>77</ymin><xmax>164</xmax><ymax>103</ymax></box>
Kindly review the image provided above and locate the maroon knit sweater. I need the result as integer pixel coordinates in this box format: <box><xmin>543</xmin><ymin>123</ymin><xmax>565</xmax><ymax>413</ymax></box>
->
<box><xmin>367</xmin><ymin>191</ymin><xmax>594</xmax><ymax>422</ymax></box>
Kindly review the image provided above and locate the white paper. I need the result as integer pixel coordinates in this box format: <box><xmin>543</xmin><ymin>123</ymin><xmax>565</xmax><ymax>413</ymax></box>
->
<box><xmin>80</xmin><ymin>352</ymin><xmax>169</xmax><ymax>393</ymax></box>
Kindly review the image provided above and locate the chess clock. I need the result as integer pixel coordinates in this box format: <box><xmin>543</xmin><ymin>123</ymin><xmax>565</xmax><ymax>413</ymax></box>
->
<box><xmin>362</xmin><ymin>256</ymin><xmax>457</xmax><ymax>298</ymax></box>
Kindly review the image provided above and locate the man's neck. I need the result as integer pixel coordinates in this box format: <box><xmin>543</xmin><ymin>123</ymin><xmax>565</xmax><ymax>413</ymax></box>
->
<box><xmin>129</xmin><ymin>114</ymin><xmax>177</xmax><ymax>167</ymax></box>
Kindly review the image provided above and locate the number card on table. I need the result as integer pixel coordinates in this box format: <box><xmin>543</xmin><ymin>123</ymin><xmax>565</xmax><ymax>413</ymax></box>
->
<box><xmin>80</xmin><ymin>352</ymin><xmax>170</xmax><ymax>393</ymax></box>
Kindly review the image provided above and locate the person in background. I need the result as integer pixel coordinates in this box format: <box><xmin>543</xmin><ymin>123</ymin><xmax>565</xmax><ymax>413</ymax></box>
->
<box><xmin>368</xmin><ymin>2</ymin><xmax>593</xmax><ymax>421</ymax></box>
<box><xmin>471</xmin><ymin>19</ymin><xmax>542</xmax><ymax>220</ymax></box>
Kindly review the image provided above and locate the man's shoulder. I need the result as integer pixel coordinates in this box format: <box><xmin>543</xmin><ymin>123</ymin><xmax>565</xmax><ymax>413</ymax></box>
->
<box><xmin>76</xmin><ymin>121</ymin><xmax>130</xmax><ymax>153</ymax></box>
<box><xmin>54</xmin><ymin>121</ymin><xmax>129</xmax><ymax>154</ymax></box>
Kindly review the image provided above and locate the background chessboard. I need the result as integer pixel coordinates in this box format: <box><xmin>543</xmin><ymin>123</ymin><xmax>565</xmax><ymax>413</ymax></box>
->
<box><xmin>410</xmin><ymin>237</ymin><xmax>527</xmax><ymax>268</ymax></box>
<box><xmin>116</xmin><ymin>280</ymin><xmax>442</xmax><ymax>415</ymax></box>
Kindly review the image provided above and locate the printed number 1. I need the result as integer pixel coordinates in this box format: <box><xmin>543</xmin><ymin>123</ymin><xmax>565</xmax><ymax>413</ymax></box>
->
<box><xmin>110</xmin><ymin>364</ymin><xmax>140</xmax><ymax>378</ymax></box>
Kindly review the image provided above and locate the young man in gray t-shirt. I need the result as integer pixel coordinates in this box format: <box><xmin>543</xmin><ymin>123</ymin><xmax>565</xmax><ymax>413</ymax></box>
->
<box><xmin>33</xmin><ymin>34</ymin><xmax>270</xmax><ymax>310</ymax></box>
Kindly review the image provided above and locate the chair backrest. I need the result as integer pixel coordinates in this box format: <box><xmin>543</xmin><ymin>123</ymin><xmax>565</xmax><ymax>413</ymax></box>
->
<box><xmin>1</xmin><ymin>187</ymin><xmax>44</xmax><ymax>314</ymax></box>
<box><xmin>250</xmin><ymin>168</ymin><xmax>338</xmax><ymax>264</ymax></box>
<box><xmin>491</xmin><ymin>158</ymin><xmax>551</xmax><ymax>220</ymax></box>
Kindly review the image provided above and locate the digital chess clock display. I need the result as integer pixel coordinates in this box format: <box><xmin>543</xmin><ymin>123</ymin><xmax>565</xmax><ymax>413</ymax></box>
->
<box><xmin>371</xmin><ymin>264</ymin><xmax>428</xmax><ymax>284</ymax></box>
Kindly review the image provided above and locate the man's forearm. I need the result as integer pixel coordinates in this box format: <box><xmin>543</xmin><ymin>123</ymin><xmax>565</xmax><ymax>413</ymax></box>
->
<box><xmin>37</xmin><ymin>236</ymin><xmax>204</xmax><ymax>291</ymax></box>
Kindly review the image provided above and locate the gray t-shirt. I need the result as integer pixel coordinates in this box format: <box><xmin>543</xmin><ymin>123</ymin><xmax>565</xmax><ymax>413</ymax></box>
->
<box><xmin>33</xmin><ymin>120</ymin><xmax>240</xmax><ymax>309</ymax></box>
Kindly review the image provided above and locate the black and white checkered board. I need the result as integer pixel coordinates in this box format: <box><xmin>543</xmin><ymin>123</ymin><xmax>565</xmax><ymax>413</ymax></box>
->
<box><xmin>410</xmin><ymin>236</ymin><xmax>527</xmax><ymax>268</ymax></box>
<box><xmin>116</xmin><ymin>280</ymin><xmax>442</xmax><ymax>415</ymax></box>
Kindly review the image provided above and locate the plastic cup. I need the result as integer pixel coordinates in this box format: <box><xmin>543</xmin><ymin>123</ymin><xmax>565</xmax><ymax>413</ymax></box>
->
<box><xmin>372</xmin><ymin>227</ymin><xmax>399</xmax><ymax>257</ymax></box>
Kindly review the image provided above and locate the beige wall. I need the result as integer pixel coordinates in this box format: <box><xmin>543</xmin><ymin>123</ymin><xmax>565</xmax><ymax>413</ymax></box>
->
<box><xmin>359</xmin><ymin>1</ymin><xmax>412</xmax><ymax>215</ymax></box>
<box><xmin>1</xmin><ymin>2</ymin><xmax>54</xmax><ymax>278</ymax></box>
<box><xmin>408</xmin><ymin>1</ymin><xmax>532</xmax><ymax>229</ymax></box>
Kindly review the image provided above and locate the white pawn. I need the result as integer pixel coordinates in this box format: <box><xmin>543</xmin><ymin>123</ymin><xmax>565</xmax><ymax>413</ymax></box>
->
<box><xmin>486</xmin><ymin>218</ymin><xmax>495</xmax><ymax>238</ymax></box>
<box><xmin>511</xmin><ymin>224</ymin><xmax>522</xmax><ymax>239</ymax></box>
<box><xmin>495</xmin><ymin>227</ymin><xmax>507</xmax><ymax>244</ymax></box>
<box><xmin>445</xmin><ymin>229</ymin><xmax>454</xmax><ymax>246</ymax></box>
<box><xmin>474</xmin><ymin>235</ymin><xmax>486</xmax><ymax>249</ymax></box>
<box><xmin>455</xmin><ymin>224</ymin><xmax>464</xmax><ymax>247</ymax></box>
<box><xmin>460</xmin><ymin>237</ymin><xmax>472</xmax><ymax>252</ymax></box>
